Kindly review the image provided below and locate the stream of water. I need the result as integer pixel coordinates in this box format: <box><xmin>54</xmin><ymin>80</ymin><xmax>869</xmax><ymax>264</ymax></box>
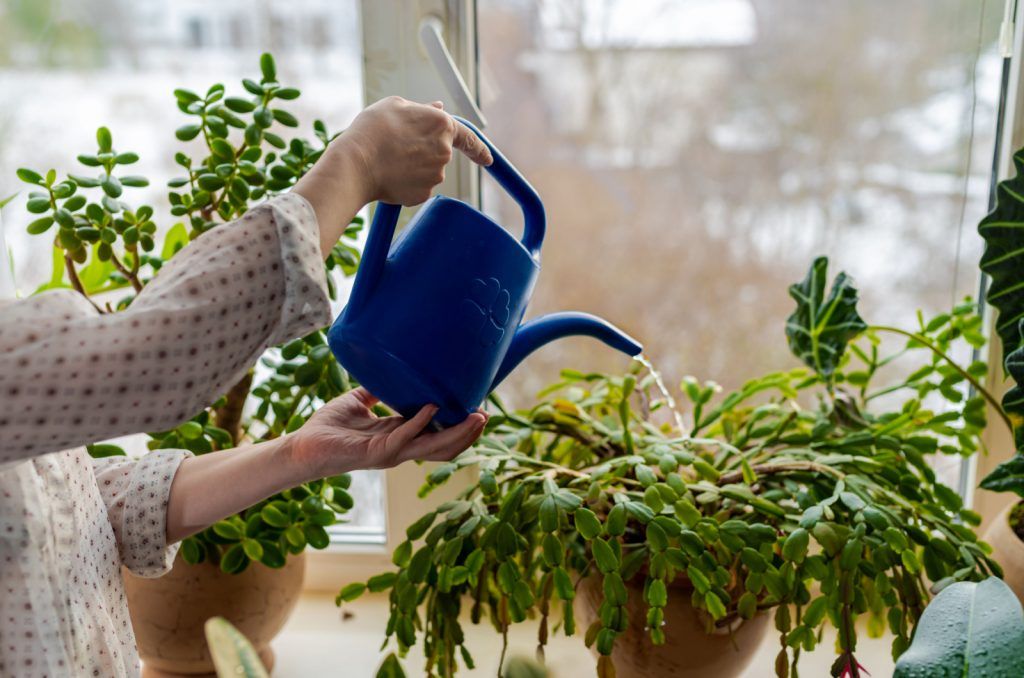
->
<box><xmin>634</xmin><ymin>353</ymin><xmax>686</xmax><ymax>433</ymax></box>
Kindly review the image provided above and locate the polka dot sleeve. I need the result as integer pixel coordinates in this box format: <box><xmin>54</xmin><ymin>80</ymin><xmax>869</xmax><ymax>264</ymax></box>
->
<box><xmin>0</xmin><ymin>192</ymin><xmax>331</xmax><ymax>464</ymax></box>
<box><xmin>91</xmin><ymin>449</ymin><xmax>193</xmax><ymax>577</ymax></box>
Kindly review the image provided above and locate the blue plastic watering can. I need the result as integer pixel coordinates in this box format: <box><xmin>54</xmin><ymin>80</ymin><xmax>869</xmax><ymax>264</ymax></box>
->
<box><xmin>327</xmin><ymin>117</ymin><xmax>642</xmax><ymax>427</ymax></box>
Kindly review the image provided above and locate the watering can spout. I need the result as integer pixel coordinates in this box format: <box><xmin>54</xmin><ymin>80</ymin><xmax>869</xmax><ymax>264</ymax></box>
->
<box><xmin>490</xmin><ymin>312</ymin><xmax>643</xmax><ymax>390</ymax></box>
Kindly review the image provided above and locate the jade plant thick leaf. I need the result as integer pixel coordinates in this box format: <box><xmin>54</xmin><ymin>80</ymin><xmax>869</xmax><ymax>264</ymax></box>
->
<box><xmin>339</xmin><ymin>258</ymin><xmax>997</xmax><ymax>678</ymax></box>
<box><xmin>893</xmin><ymin>577</ymin><xmax>1024</xmax><ymax>677</ymax></box>
<box><xmin>785</xmin><ymin>256</ymin><xmax>866</xmax><ymax>379</ymax></box>
<box><xmin>978</xmin><ymin>147</ymin><xmax>1024</xmax><ymax>496</ymax></box>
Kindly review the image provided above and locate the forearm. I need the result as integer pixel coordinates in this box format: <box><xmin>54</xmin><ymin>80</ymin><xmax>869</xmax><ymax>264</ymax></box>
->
<box><xmin>292</xmin><ymin>136</ymin><xmax>372</xmax><ymax>258</ymax></box>
<box><xmin>165</xmin><ymin>435</ymin><xmax>308</xmax><ymax>543</ymax></box>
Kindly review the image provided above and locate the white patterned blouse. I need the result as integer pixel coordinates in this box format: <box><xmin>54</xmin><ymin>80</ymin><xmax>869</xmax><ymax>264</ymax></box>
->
<box><xmin>0</xmin><ymin>193</ymin><xmax>330</xmax><ymax>677</ymax></box>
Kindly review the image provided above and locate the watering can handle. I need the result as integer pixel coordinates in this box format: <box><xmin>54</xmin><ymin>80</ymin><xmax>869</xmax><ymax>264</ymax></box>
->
<box><xmin>452</xmin><ymin>116</ymin><xmax>546</xmax><ymax>259</ymax></box>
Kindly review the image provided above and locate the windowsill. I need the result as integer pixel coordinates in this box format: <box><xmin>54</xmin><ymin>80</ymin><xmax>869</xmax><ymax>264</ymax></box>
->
<box><xmin>270</xmin><ymin>592</ymin><xmax>897</xmax><ymax>676</ymax></box>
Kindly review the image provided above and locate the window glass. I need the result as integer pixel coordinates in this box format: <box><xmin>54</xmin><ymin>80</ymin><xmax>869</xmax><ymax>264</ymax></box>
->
<box><xmin>0</xmin><ymin>0</ymin><xmax>385</xmax><ymax>542</ymax></box>
<box><xmin>478</xmin><ymin>0</ymin><xmax>1002</xmax><ymax>491</ymax></box>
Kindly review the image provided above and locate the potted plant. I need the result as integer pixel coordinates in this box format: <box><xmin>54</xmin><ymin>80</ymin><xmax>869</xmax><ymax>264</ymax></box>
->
<box><xmin>971</xmin><ymin>148</ymin><xmax>1024</xmax><ymax>604</ymax></box>
<box><xmin>11</xmin><ymin>53</ymin><xmax>362</xmax><ymax>675</ymax></box>
<box><xmin>339</xmin><ymin>256</ymin><xmax>1001</xmax><ymax>678</ymax></box>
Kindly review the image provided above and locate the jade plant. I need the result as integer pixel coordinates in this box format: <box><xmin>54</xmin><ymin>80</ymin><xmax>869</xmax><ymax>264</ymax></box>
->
<box><xmin>13</xmin><ymin>53</ymin><xmax>363</xmax><ymax>572</ymax></box>
<box><xmin>339</xmin><ymin>257</ymin><xmax>1001</xmax><ymax>678</ymax></box>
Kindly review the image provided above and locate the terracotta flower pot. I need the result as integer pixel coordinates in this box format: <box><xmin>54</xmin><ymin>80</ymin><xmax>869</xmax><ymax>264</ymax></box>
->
<box><xmin>574</xmin><ymin>575</ymin><xmax>769</xmax><ymax>678</ymax></box>
<box><xmin>983</xmin><ymin>502</ymin><xmax>1024</xmax><ymax>604</ymax></box>
<box><xmin>123</xmin><ymin>552</ymin><xmax>305</xmax><ymax>677</ymax></box>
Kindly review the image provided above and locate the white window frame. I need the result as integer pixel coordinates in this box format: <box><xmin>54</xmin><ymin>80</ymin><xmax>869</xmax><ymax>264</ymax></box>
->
<box><xmin>305</xmin><ymin>0</ymin><xmax>482</xmax><ymax>591</ymax></box>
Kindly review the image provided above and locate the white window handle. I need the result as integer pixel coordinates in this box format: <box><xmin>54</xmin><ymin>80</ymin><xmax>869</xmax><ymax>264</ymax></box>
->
<box><xmin>418</xmin><ymin>15</ymin><xmax>488</xmax><ymax>129</ymax></box>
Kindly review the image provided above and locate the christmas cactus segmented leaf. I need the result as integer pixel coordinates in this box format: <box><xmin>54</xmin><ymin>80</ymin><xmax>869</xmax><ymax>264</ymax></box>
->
<box><xmin>785</xmin><ymin>256</ymin><xmax>866</xmax><ymax>378</ymax></box>
<box><xmin>893</xmin><ymin>577</ymin><xmax>1024</xmax><ymax>678</ymax></box>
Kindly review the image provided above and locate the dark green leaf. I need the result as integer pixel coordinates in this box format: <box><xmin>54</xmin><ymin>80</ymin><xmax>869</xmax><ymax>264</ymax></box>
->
<box><xmin>574</xmin><ymin>508</ymin><xmax>602</xmax><ymax>539</ymax></box>
<box><xmin>220</xmin><ymin>543</ymin><xmax>248</xmax><ymax>573</ymax></box>
<box><xmin>406</xmin><ymin>512</ymin><xmax>436</xmax><ymax>540</ymax></box>
<box><xmin>785</xmin><ymin>256</ymin><xmax>866</xmax><ymax>378</ymax></box>
<box><xmin>782</xmin><ymin>528</ymin><xmax>810</xmax><ymax>563</ymax></box>
<box><xmin>539</xmin><ymin>495</ymin><xmax>559</xmax><ymax>532</ymax></box>
<box><xmin>16</xmin><ymin>168</ymin><xmax>43</xmax><ymax>185</ymax></box>
<box><xmin>367</xmin><ymin>572</ymin><xmax>397</xmax><ymax>592</ymax></box>
<box><xmin>26</xmin><ymin>197</ymin><xmax>50</xmax><ymax>213</ymax></box>
<box><xmin>101</xmin><ymin>175</ymin><xmax>123</xmax><ymax>198</ymax></box>
<box><xmin>375</xmin><ymin>653</ymin><xmax>406</xmax><ymax>678</ymax></box>
<box><xmin>260</xmin><ymin>52</ymin><xmax>277</xmax><ymax>81</ymax></box>
<box><xmin>337</xmin><ymin>582</ymin><xmax>366</xmax><ymax>603</ymax></box>
<box><xmin>225</xmin><ymin>97</ymin><xmax>257</xmax><ymax>113</ymax></box>
<box><xmin>86</xmin><ymin>443</ymin><xmax>126</xmax><ymax>458</ymax></box>
<box><xmin>242</xmin><ymin>538</ymin><xmax>264</xmax><ymax>561</ymax></box>
<box><xmin>180</xmin><ymin>537</ymin><xmax>202</xmax><ymax>564</ymax></box>
<box><xmin>27</xmin><ymin>217</ymin><xmax>54</xmax><ymax>234</ymax></box>
<box><xmin>605</xmin><ymin>504</ymin><xmax>627</xmax><ymax>536</ymax></box>
<box><xmin>260</xmin><ymin>504</ymin><xmax>289</xmax><ymax>528</ymax></box>
<box><xmin>980</xmin><ymin>454</ymin><xmax>1024</xmax><ymax>498</ymax></box>
<box><xmin>212</xmin><ymin>520</ymin><xmax>242</xmax><ymax>540</ymax></box>
<box><xmin>591</xmin><ymin>538</ymin><xmax>619</xmax><ymax>573</ymax></box>
<box><xmin>176</xmin><ymin>124</ymin><xmax>202</xmax><ymax>141</ymax></box>
<box><xmin>272</xmin><ymin>109</ymin><xmax>299</xmax><ymax>127</ymax></box>
<box><xmin>304</xmin><ymin>524</ymin><xmax>329</xmax><ymax>549</ymax></box>
<box><xmin>254</xmin><ymin>106</ymin><xmax>273</xmax><ymax>129</ymax></box>
<box><xmin>96</xmin><ymin>126</ymin><xmax>113</xmax><ymax>152</ymax></box>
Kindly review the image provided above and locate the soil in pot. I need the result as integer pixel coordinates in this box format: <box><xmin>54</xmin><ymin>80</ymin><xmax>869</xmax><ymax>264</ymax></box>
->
<box><xmin>124</xmin><ymin>552</ymin><xmax>305</xmax><ymax>677</ymax></box>
<box><xmin>574</xmin><ymin>575</ymin><xmax>769</xmax><ymax>678</ymax></box>
<box><xmin>984</xmin><ymin>501</ymin><xmax>1024</xmax><ymax>605</ymax></box>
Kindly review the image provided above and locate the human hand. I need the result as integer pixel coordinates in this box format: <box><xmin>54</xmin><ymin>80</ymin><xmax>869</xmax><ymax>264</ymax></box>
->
<box><xmin>331</xmin><ymin>96</ymin><xmax>493</xmax><ymax>206</ymax></box>
<box><xmin>285</xmin><ymin>387</ymin><xmax>487</xmax><ymax>480</ymax></box>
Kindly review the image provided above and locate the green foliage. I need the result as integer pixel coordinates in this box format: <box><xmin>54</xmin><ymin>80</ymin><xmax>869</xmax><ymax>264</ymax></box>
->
<box><xmin>339</xmin><ymin>260</ymin><xmax>995</xmax><ymax>678</ymax></box>
<box><xmin>15</xmin><ymin>53</ymin><xmax>362</xmax><ymax>570</ymax></box>
<box><xmin>180</xmin><ymin>473</ymin><xmax>352</xmax><ymax>572</ymax></box>
<box><xmin>893</xmin><ymin>577</ymin><xmax>1024</xmax><ymax>677</ymax></box>
<box><xmin>785</xmin><ymin>256</ymin><xmax>866</xmax><ymax>379</ymax></box>
<box><xmin>978</xmin><ymin>148</ymin><xmax>1024</xmax><ymax>496</ymax></box>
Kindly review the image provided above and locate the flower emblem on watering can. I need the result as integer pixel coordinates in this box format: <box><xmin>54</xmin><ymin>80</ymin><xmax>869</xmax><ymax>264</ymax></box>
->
<box><xmin>461</xmin><ymin>277</ymin><xmax>511</xmax><ymax>347</ymax></box>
